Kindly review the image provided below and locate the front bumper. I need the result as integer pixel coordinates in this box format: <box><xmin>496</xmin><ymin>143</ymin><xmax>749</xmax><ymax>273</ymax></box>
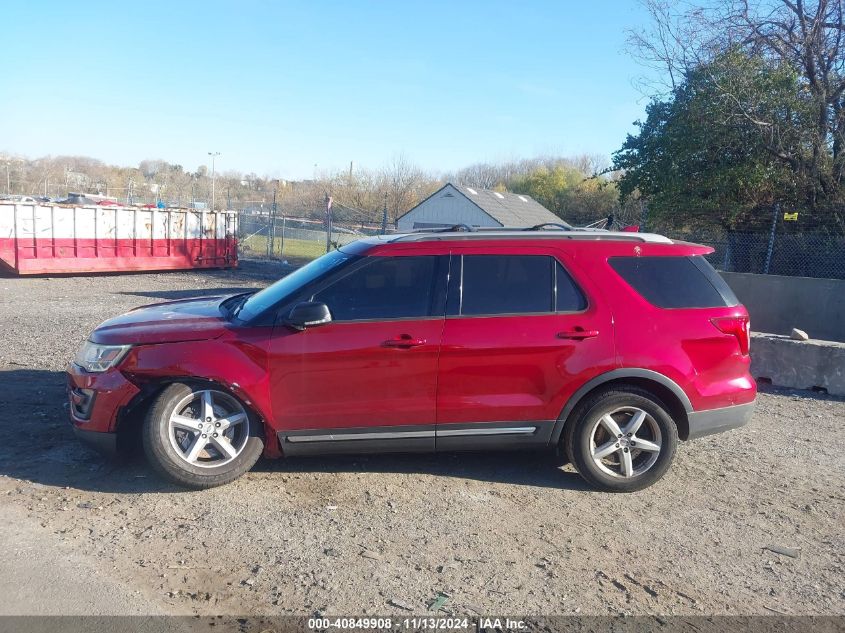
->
<box><xmin>72</xmin><ymin>425</ymin><xmax>118</xmax><ymax>455</ymax></box>
<box><xmin>66</xmin><ymin>362</ymin><xmax>140</xmax><ymax>451</ymax></box>
<box><xmin>687</xmin><ymin>401</ymin><xmax>755</xmax><ymax>440</ymax></box>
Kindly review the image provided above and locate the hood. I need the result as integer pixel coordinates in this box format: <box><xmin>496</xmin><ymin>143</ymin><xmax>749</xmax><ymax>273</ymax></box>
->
<box><xmin>90</xmin><ymin>295</ymin><xmax>233</xmax><ymax>345</ymax></box>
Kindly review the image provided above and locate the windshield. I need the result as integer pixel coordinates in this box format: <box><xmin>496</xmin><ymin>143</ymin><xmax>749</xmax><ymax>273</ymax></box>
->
<box><xmin>235</xmin><ymin>250</ymin><xmax>356</xmax><ymax>321</ymax></box>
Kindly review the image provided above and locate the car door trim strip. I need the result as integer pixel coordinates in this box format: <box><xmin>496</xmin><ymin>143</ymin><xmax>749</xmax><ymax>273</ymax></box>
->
<box><xmin>285</xmin><ymin>429</ymin><xmax>435</xmax><ymax>443</ymax></box>
<box><xmin>437</xmin><ymin>426</ymin><xmax>537</xmax><ymax>437</ymax></box>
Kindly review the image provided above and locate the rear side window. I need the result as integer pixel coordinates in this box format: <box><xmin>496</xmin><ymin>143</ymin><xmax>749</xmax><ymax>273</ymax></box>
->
<box><xmin>609</xmin><ymin>256</ymin><xmax>738</xmax><ymax>308</ymax></box>
<box><xmin>462</xmin><ymin>255</ymin><xmax>552</xmax><ymax>315</ymax></box>
<box><xmin>556</xmin><ymin>262</ymin><xmax>588</xmax><ymax>312</ymax></box>
<box><xmin>459</xmin><ymin>255</ymin><xmax>587</xmax><ymax>315</ymax></box>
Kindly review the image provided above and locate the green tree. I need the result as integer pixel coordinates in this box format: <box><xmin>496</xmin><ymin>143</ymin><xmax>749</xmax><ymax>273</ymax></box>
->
<box><xmin>626</xmin><ymin>0</ymin><xmax>845</xmax><ymax>232</ymax></box>
<box><xmin>510</xmin><ymin>164</ymin><xmax>618</xmax><ymax>223</ymax></box>
<box><xmin>614</xmin><ymin>50</ymin><xmax>802</xmax><ymax>231</ymax></box>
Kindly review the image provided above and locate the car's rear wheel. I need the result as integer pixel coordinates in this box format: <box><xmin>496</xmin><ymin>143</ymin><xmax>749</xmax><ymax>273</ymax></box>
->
<box><xmin>564</xmin><ymin>386</ymin><xmax>678</xmax><ymax>492</ymax></box>
<box><xmin>142</xmin><ymin>383</ymin><xmax>264</xmax><ymax>489</ymax></box>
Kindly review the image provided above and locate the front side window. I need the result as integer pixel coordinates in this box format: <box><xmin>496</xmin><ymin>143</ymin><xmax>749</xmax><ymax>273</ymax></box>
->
<box><xmin>314</xmin><ymin>256</ymin><xmax>439</xmax><ymax>321</ymax></box>
<box><xmin>235</xmin><ymin>250</ymin><xmax>356</xmax><ymax>321</ymax></box>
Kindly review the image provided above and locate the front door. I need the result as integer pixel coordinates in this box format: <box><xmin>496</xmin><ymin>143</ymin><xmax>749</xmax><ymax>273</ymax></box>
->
<box><xmin>436</xmin><ymin>248</ymin><xmax>616</xmax><ymax>450</ymax></box>
<box><xmin>267</xmin><ymin>254</ymin><xmax>448</xmax><ymax>455</ymax></box>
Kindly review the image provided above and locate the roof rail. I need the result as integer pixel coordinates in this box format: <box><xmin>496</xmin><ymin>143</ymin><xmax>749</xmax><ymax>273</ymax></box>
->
<box><xmin>413</xmin><ymin>223</ymin><xmax>476</xmax><ymax>233</ymax></box>
<box><xmin>392</xmin><ymin>229</ymin><xmax>674</xmax><ymax>244</ymax></box>
<box><xmin>524</xmin><ymin>222</ymin><xmax>573</xmax><ymax>231</ymax></box>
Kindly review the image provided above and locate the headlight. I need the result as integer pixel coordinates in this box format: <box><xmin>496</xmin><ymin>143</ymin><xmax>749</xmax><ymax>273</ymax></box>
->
<box><xmin>73</xmin><ymin>341</ymin><xmax>131</xmax><ymax>373</ymax></box>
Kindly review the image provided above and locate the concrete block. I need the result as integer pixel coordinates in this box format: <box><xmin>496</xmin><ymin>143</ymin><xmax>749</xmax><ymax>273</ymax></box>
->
<box><xmin>751</xmin><ymin>333</ymin><xmax>845</xmax><ymax>396</ymax></box>
<box><xmin>721</xmin><ymin>272</ymin><xmax>845</xmax><ymax>343</ymax></box>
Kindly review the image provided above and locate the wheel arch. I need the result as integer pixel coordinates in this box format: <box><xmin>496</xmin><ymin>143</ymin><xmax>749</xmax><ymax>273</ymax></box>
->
<box><xmin>114</xmin><ymin>376</ymin><xmax>274</xmax><ymax>455</ymax></box>
<box><xmin>551</xmin><ymin>369</ymin><xmax>692</xmax><ymax>446</ymax></box>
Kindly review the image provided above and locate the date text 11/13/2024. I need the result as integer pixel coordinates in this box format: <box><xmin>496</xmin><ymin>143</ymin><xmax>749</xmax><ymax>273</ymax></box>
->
<box><xmin>306</xmin><ymin>617</ymin><xmax>527</xmax><ymax>631</ymax></box>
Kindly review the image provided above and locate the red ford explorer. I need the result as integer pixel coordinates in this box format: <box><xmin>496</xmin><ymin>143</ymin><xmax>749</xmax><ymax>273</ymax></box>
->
<box><xmin>67</xmin><ymin>225</ymin><xmax>755</xmax><ymax>492</ymax></box>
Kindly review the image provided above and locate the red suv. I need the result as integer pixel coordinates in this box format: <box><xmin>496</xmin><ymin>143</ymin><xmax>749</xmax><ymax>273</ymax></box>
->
<box><xmin>67</xmin><ymin>226</ymin><xmax>755</xmax><ymax>492</ymax></box>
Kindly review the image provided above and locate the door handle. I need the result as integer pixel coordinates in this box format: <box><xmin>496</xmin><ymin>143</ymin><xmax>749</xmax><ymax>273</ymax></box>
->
<box><xmin>557</xmin><ymin>328</ymin><xmax>599</xmax><ymax>340</ymax></box>
<box><xmin>382</xmin><ymin>335</ymin><xmax>426</xmax><ymax>348</ymax></box>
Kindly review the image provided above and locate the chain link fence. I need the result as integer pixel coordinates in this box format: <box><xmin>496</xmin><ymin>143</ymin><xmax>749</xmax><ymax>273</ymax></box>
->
<box><xmin>237</xmin><ymin>209</ymin><xmax>845</xmax><ymax>280</ymax></box>
<box><xmin>590</xmin><ymin>207</ymin><xmax>845</xmax><ymax>280</ymax></box>
<box><xmin>567</xmin><ymin>204</ymin><xmax>845</xmax><ymax>280</ymax></box>
<box><xmin>677</xmin><ymin>231</ymin><xmax>845</xmax><ymax>280</ymax></box>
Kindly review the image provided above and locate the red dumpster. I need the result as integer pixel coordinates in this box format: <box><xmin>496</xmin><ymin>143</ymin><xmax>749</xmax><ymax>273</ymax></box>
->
<box><xmin>0</xmin><ymin>203</ymin><xmax>238</xmax><ymax>275</ymax></box>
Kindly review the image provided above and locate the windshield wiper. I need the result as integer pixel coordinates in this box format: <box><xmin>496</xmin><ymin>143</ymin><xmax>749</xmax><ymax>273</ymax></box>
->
<box><xmin>223</xmin><ymin>292</ymin><xmax>253</xmax><ymax>321</ymax></box>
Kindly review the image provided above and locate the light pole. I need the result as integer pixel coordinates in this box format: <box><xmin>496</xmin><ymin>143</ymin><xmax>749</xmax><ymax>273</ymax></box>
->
<box><xmin>381</xmin><ymin>192</ymin><xmax>388</xmax><ymax>234</ymax></box>
<box><xmin>269</xmin><ymin>180</ymin><xmax>279</xmax><ymax>257</ymax></box>
<box><xmin>4</xmin><ymin>158</ymin><xmax>23</xmax><ymax>194</ymax></box>
<box><xmin>208</xmin><ymin>151</ymin><xmax>220</xmax><ymax>209</ymax></box>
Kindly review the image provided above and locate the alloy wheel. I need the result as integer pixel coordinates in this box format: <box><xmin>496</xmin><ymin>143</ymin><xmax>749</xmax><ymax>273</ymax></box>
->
<box><xmin>588</xmin><ymin>406</ymin><xmax>662</xmax><ymax>479</ymax></box>
<box><xmin>167</xmin><ymin>389</ymin><xmax>249</xmax><ymax>468</ymax></box>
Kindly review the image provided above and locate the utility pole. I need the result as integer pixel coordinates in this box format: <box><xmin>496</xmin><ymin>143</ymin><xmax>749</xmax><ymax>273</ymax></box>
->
<box><xmin>269</xmin><ymin>181</ymin><xmax>278</xmax><ymax>256</ymax></box>
<box><xmin>208</xmin><ymin>151</ymin><xmax>220</xmax><ymax>209</ymax></box>
<box><xmin>381</xmin><ymin>192</ymin><xmax>388</xmax><ymax>234</ymax></box>
<box><xmin>325</xmin><ymin>193</ymin><xmax>333</xmax><ymax>253</ymax></box>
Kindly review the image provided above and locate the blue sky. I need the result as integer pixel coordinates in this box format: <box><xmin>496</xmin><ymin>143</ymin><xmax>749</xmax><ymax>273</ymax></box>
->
<box><xmin>1</xmin><ymin>1</ymin><xmax>656</xmax><ymax>179</ymax></box>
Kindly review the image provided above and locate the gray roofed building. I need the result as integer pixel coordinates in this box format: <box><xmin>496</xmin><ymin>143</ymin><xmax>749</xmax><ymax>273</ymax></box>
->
<box><xmin>396</xmin><ymin>183</ymin><xmax>562</xmax><ymax>231</ymax></box>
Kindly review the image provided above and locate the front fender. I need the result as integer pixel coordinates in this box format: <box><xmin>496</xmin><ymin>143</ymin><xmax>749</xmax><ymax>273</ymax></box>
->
<box><xmin>119</xmin><ymin>330</ymin><xmax>279</xmax><ymax>455</ymax></box>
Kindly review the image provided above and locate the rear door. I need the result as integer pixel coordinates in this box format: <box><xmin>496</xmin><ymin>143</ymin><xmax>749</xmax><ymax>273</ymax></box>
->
<box><xmin>436</xmin><ymin>246</ymin><xmax>616</xmax><ymax>450</ymax></box>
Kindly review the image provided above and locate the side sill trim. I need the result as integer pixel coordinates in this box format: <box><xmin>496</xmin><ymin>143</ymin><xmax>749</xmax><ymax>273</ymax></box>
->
<box><xmin>285</xmin><ymin>426</ymin><xmax>540</xmax><ymax>442</ymax></box>
<box><xmin>437</xmin><ymin>426</ymin><xmax>537</xmax><ymax>437</ymax></box>
<box><xmin>286</xmin><ymin>430</ymin><xmax>435</xmax><ymax>443</ymax></box>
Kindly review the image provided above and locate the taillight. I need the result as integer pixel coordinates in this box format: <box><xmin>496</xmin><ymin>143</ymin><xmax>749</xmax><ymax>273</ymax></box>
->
<box><xmin>711</xmin><ymin>316</ymin><xmax>750</xmax><ymax>355</ymax></box>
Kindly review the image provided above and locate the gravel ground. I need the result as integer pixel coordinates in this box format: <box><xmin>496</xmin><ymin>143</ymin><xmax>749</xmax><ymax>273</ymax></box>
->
<box><xmin>0</xmin><ymin>261</ymin><xmax>843</xmax><ymax>617</ymax></box>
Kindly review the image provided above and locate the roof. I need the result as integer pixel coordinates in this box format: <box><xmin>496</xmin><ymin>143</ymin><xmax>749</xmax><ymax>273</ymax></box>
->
<box><xmin>340</xmin><ymin>229</ymin><xmax>678</xmax><ymax>256</ymax></box>
<box><xmin>398</xmin><ymin>183</ymin><xmax>563</xmax><ymax>227</ymax></box>
<box><xmin>395</xmin><ymin>229</ymin><xmax>673</xmax><ymax>244</ymax></box>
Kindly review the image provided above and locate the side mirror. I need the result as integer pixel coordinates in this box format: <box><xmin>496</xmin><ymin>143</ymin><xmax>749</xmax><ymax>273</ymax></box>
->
<box><xmin>286</xmin><ymin>301</ymin><xmax>332</xmax><ymax>330</ymax></box>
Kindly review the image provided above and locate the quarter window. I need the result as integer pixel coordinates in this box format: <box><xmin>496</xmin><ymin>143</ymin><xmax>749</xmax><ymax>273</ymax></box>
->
<box><xmin>609</xmin><ymin>256</ymin><xmax>738</xmax><ymax>308</ymax></box>
<box><xmin>313</xmin><ymin>256</ymin><xmax>439</xmax><ymax>321</ymax></box>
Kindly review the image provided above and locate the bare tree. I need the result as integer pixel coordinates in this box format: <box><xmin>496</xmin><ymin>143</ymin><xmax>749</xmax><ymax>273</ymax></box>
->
<box><xmin>629</xmin><ymin>0</ymin><xmax>845</xmax><ymax>201</ymax></box>
<box><xmin>379</xmin><ymin>154</ymin><xmax>436</xmax><ymax>220</ymax></box>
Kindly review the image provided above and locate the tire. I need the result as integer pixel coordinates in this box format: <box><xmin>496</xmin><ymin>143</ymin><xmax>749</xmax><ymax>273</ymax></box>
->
<box><xmin>142</xmin><ymin>382</ymin><xmax>264</xmax><ymax>489</ymax></box>
<box><xmin>564</xmin><ymin>386</ymin><xmax>678</xmax><ymax>492</ymax></box>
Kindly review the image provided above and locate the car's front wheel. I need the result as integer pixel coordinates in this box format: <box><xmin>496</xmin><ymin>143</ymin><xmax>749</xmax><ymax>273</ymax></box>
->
<box><xmin>142</xmin><ymin>383</ymin><xmax>264</xmax><ymax>489</ymax></box>
<box><xmin>565</xmin><ymin>386</ymin><xmax>678</xmax><ymax>492</ymax></box>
